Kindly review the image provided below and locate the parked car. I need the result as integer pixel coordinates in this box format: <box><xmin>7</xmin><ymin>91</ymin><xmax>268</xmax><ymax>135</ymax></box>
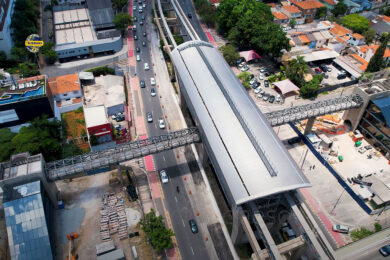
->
<box><xmin>140</xmin><ymin>80</ymin><xmax>145</xmax><ymax>88</ymax></box>
<box><xmin>379</xmin><ymin>244</ymin><xmax>390</xmax><ymax>257</ymax></box>
<box><xmin>240</xmin><ymin>65</ymin><xmax>249</xmax><ymax>72</ymax></box>
<box><xmin>115</xmin><ymin>112</ymin><xmax>125</xmax><ymax>122</ymax></box>
<box><xmin>263</xmin><ymin>93</ymin><xmax>270</xmax><ymax>101</ymax></box>
<box><xmin>159</xmin><ymin>118</ymin><xmax>165</xmax><ymax>129</ymax></box>
<box><xmin>264</xmin><ymin>71</ymin><xmax>271</xmax><ymax>77</ymax></box>
<box><xmin>144</xmin><ymin>63</ymin><xmax>149</xmax><ymax>70</ymax></box>
<box><xmin>160</xmin><ymin>170</ymin><xmax>168</xmax><ymax>183</ymax></box>
<box><xmin>323</xmin><ymin>73</ymin><xmax>329</xmax><ymax>79</ymax></box>
<box><xmin>256</xmin><ymin>93</ymin><xmax>263</xmax><ymax>99</ymax></box>
<box><xmin>141</xmin><ymin>15</ymin><xmax>145</xmax><ymax>20</ymax></box>
<box><xmin>248</xmin><ymin>74</ymin><xmax>255</xmax><ymax>80</ymax></box>
<box><xmin>136</xmin><ymin>55</ymin><xmax>140</xmax><ymax>62</ymax></box>
<box><xmin>249</xmin><ymin>78</ymin><xmax>258</xmax><ymax>85</ymax></box>
<box><xmin>264</xmin><ymin>80</ymin><xmax>269</xmax><ymax>88</ymax></box>
<box><xmin>254</xmin><ymin>87</ymin><xmax>262</xmax><ymax>94</ymax></box>
<box><xmin>259</xmin><ymin>73</ymin><xmax>264</xmax><ymax>80</ymax></box>
<box><xmin>320</xmin><ymin>64</ymin><xmax>328</xmax><ymax>72</ymax></box>
<box><xmin>142</xmin><ymin>3</ymin><xmax>146</xmax><ymax>8</ymax></box>
<box><xmin>142</xmin><ymin>41</ymin><xmax>147</xmax><ymax>47</ymax></box>
<box><xmin>189</xmin><ymin>219</ymin><xmax>198</xmax><ymax>233</ymax></box>
<box><xmin>269</xmin><ymin>95</ymin><xmax>275</xmax><ymax>103</ymax></box>
<box><xmin>280</xmin><ymin>223</ymin><xmax>296</xmax><ymax>241</ymax></box>
<box><xmin>314</xmin><ymin>67</ymin><xmax>322</xmax><ymax>74</ymax></box>
<box><xmin>337</xmin><ymin>73</ymin><xmax>347</xmax><ymax>80</ymax></box>
<box><xmin>332</xmin><ymin>224</ymin><xmax>349</xmax><ymax>234</ymax></box>
<box><xmin>143</xmin><ymin>31</ymin><xmax>147</xmax><ymax>37</ymax></box>
<box><xmin>276</xmin><ymin>94</ymin><xmax>281</xmax><ymax>103</ymax></box>
<box><xmin>136</xmin><ymin>47</ymin><xmax>140</xmax><ymax>52</ymax></box>
<box><xmin>150</xmin><ymin>88</ymin><xmax>156</xmax><ymax>97</ymax></box>
<box><xmin>114</xmin><ymin>124</ymin><xmax>121</xmax><ymax>131</ymax></box>
<box><xmin>236</xmin><ymin>57</ymin><xmax>245</xmax><ymax>65</ymax></box>
<box><xmin>252</xmin><ymin>82</ymin><xmax>260</xmax><ymax>89</ymax></box>
<box><xmin>147</xmin><ymin>112</ymin><xmax>153</xmax><ymax>122</ymax></box>
<box><xmin>134</xmin><ymin>35</ymin><xmax>138</xmax><ymax>40</ymax></box>
<box><xmin>287</xmin><ymin>136</ymin><xmax>301</xmax><ymax>145</ymax></box>
<box><xmin>260</xmin><ymin>68</ymin><xmax>267</xmax><ymax>73</ymax></box>
<box><xmin>238</xmin><ymin>62</ymin><xmax>246</xmax><ymax>68</ymax></box>
<box><xmin>150</xmin><ymin>77</ymin><xmax>156</xmax><ymax>86</ymax></box>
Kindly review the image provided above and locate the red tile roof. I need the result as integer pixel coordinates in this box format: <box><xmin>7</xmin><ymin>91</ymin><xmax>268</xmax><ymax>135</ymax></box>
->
<box><xmin>352</xmin><ymin>33</ymin><xmax>364</xmax><ymax>40</ymax></box>
<box><xmin>360</xmin><ymin>45</ymin><xmax>390</xmax><ymax>58</ymax></box>
<box><xmin>291</xmin><ymin>0</ymin><xmax>325</xmax><ymax>9</ymax></box>
<box><xmin>299</xmin><ymin>34</ymin><xmax>310</xmax><ymax>43</ymax></box>
<box><xmin>382</xmin><ymin>15</ymin><xmax>390</xmax><ymax>23</ymax></box>
<box><xmin>272</xmin><ymin>12</ymin><xmax>288</xmax><ymax>20</ymax></box>
<box><xmin>267</xmin><ymin>3</ymin><xmax>277</xmax><ymax>7</ymax></box>
<box><xmin>209</xmin><ymin>0</ymin><xmax>221</xmax><ymax>4</ymax></box>
<box><xmin>330</xmin><ymin>23</ymin><xmax>352</xmax><ymax>36</ymax></box>
<box><xmin>322</xmin><ymin>0</ymin><xmax>336</xmax><ymax>5</ymax></box>
<box><xmin>48</xmin><ymin>74</ymin><xmax>80</xmax><ymax>95</ymax></box>
<box><xmin>282</xmin><ymin>5</ymin><xmax>301</xmax><ymax>13</ymax></box>
<box><xmin>350</xmin><ymin>54</ymin><xmax>368</xmax><ymax>71</ymax></box>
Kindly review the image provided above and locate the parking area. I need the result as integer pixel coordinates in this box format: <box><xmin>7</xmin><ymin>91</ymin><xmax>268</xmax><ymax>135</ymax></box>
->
<box><xmin>308</xmin><ymin>60</ymin><xmax>352</xmax><ymax>86</ymax></box>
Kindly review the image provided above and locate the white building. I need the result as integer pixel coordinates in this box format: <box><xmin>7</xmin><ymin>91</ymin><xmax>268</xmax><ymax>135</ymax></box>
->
<box><xmin>0</xmin><ymin>0</ymin><xmax>15</xmax><ymax>57</ymax></box>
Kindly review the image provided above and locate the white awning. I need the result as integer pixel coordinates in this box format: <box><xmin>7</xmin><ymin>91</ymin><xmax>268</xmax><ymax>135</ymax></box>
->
<box><xmin>333</xmin><ymin>57</ymin><xmax>362</xmax><ymax>78</ymax></box>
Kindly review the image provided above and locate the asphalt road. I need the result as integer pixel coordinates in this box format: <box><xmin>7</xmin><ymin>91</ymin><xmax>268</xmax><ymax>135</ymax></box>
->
<box><xmin>132</xmin><ymin>3</ymin><xmax>210</xmax><ymax>259</ymax></box>
<box><xmin>353</xmin><ymin>239</ymin><xmax>389</xmax><ymax>260</ymax></box>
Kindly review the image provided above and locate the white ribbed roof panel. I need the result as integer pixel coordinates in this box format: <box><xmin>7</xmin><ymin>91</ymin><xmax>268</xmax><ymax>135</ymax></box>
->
<box><xmin>171</xmin><ymin>41</ymin><xmax>310</xmax><ymax>205</ymax></box>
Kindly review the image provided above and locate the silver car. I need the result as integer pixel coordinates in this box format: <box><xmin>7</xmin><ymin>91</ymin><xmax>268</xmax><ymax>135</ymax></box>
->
<box><xmin>160</xmin><ymin>170</ymin><xmax>168</xmax><ymax>184</ymax></box>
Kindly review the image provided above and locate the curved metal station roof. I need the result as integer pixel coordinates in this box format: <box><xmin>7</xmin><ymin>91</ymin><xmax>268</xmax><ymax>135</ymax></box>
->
<box><xmin>171</xmin><ymin>41</ymin><xmax>310</xmax><ymax>206</ymax></box>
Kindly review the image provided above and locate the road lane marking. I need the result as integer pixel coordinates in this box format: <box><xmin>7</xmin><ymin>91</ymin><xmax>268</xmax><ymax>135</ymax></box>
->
<box><xmin>163</xmin><ymin>155</ymin><xmax>166</xmax><ymax>162</ymax></box>
<box><xmin>175</xmin><ymin>196</ymin><xmax>178</xmax><ymax>203</ymax></box>
<box><xmin>190</xmin><ymin>246</ymin><xmax>194</xmax><ymax>255</ymax></box>
<box><xmin>182</xmin><ymin>218</ymin><xmax>185</xmax><ymax>227</ymax></box>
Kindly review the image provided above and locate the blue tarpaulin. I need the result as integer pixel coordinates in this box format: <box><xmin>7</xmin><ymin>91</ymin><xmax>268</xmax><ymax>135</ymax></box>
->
<box><xmin>372</xmin><ymin>96</ymin><xmax>390</xmax><ymax>127</ymax></box>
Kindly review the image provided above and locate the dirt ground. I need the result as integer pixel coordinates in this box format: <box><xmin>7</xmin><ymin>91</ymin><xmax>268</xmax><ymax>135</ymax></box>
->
<box><xmin>54</xmin><ymin>170</ymin><xmax>154</xmax><ymax>260</ymax></box>
<box><xmin>61</xmin><ymin>110</ymin><xmax>89</xmax><ymax>151</ymax></box>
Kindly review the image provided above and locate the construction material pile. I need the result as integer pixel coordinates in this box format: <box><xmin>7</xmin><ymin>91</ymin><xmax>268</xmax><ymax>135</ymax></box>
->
<box><xmin>100</xmin><ymin>192</ymin><xmax>128</xmax><ymax>241</ymax></box>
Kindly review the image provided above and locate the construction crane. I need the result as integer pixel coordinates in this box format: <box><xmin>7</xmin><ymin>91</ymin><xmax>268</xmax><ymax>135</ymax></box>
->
<box><xmin>66</xmin><ymin>233</ymin><xmax>79</xmax><ymax>260</ymax></box>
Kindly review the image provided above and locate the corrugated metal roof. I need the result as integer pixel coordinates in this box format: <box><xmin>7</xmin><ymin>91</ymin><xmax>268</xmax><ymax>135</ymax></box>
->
<box><xmin>171</xmin><ymin>41</ymin><xmax>310</xmax><ymax>206</ymax></box>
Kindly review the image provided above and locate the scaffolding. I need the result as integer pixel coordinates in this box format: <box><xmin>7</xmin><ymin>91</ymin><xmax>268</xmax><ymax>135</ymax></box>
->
<box><xmin>265</xmin><ymin>94</ymin><xmax>364</xmax><ymax>127</ymax></box>
<box><xmin>45</xmin><ymin>127</ymin><xmax>200</xmax><ymax>180</ymax></box>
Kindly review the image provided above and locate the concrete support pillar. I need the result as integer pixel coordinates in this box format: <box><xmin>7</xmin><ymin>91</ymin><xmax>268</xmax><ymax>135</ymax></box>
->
<box><xmin>231</xmin><ymin>206</ymin><xmax>245</xmax><ymax>245</ymax></box>
<box><xmin>304</xmin><ymin>117</ymin><xmax>316</xmax><ymax>135</ymax></box>
<box><xmin>196</xmin><ymin>143</ymin><xmax>209</xmax><ymax>167</ymax></box>
<box><xmin>117</xmin><ymin>164</ymin><xmax>124</xmax><ymax>185</ymax></box>
<box><xmin>179</xmin><ymin>86</ymin><xmax>186</xmax><ymax>109</ymax></box>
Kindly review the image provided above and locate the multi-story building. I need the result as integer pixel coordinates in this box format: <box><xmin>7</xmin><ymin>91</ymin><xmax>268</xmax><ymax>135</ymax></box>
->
<box><xmin>0</xmin><ymin>0</ymin><xmax>15</xmax><ymax>57</ymax></box>
<box><xmin>358</xmin><ymin>45</ymin><xmax>390</xmax><ymax>66</ymax></box>
<box><xmin>291</xmin><ymin>0</ymin><xmax>325</xmax><ymax>23</ymax></box>
<box><xmin>347</xmin><ymin>33</ymin><xmax>365</xmax><ymax>46</ymax></box>
<box><xmin>281</xmin><ymin>5</ymin><xmax>305</xmax><ymax>25</ymax></box>
<box><xmin>272</xmin><ymin>11</ymin><xmax>289</xmax><ymax>25</ymax></box>
<box><xmin>0</xmin><ymin>75</ymin><xmax>54</xmax><ymax>128</ymax></box>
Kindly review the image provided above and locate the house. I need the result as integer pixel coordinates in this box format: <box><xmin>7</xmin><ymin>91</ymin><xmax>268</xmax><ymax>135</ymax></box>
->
<box><xmin>370</xmin><ymin>15</ymin><xmax>390</xmax><ymax>38</ymax></box>
<box><xmin>272</xmin><ymin>12</ymin><xmax>289</xmax><ymax>25</ymax></box>
<box><xmin>319</xmin><ymin>0</ymin><xmax>336</xmax><ymax>9</ymax></box>
<box><xmin>0</xmin><ymin>0</ymin><xmax>15</xmax><ymax>57</ymax></box>
<box><xmin>347</xmin><ymin>33</ymin><xmax>365</xmax><ymax>46</ymax></box>
<box><xmin>47</xmin><ymin>74</ymin><xmax>83</xmax><ymax>117</ymax></box>
<box><xmin>359</xmin><ymin>45</ymin><xmax>390</xmax><ymax>66</ymax></box>
<box><xmin>291</xmin><ymin>0</ymin><xmax>325</xmax><ymax>23</ymax></box>
<box><xmin>281</xmin><ymin>6</ymin><xmax>305</xmax><ymax>25</ymax></box>
<box><xmin>209</xmin><ymin>0</ymin><xmax>221</xmax><ymax>7</ymax></box>
<box><xmin>344</xmin><ymin>0</ymin><xmax>360</xmax><ymax>14</ymax></box>
<box><xmin>329</xmin><ymin>23</ymin><xmax>352</xmax><ymax>37</ymax></box>
<box><xmin>84</xmin><ymin>105</ymin><xmax>113</xmax><ymax>144</ymax></box>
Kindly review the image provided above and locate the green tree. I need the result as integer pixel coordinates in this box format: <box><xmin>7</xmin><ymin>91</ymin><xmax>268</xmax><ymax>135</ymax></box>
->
<box><xmin>374</xmin><ymin>223</ymin><xmax>382</xmax><ymax>232</ymax></box>
<box><xmin>384</xmin><ymin>7</ymin><xmax>390</xmax><ymax>16</ymax></box>
<box><xmin>289</xmin><ymin>18</ymin><xmax>297</xmax><ymax>29</ymax></box>
<box><xmin>112</xmin><ymin>0</ymin><xmax>128</xmax><ymax>12</ymax></box>
<box><xmin>238</xmin><ymin>71</ymin><xmax>251</xmax><ymax>89</ymax></box>
<box><xmin>11</xmin><ymin>0</ymin><xmax>40</xmax><ymax>47</ymax></box>
<box><xmin>6</xmin><ymin>62</ymin><xmax>40</xmax><ymax>77</ymax></box>
<box><xmin>114</xmin><ymin>13</ymin><xmax>132</xmax><ymax>34</ymax></box>
<box><xmin>10</xmin><ymin>47</ymin><xmax>30</xmax><ymax>63</ymax></box>
<box><xmin>367</xmin><ymin>33</ymin><xmax>389</xmax><ymax>72</ymax></box>
<box><xmin>0</xmin><ymin>128</ymin><xmax>17</xmax><ymax>162</ymax></box>
<box><xmin>41</xmin><ymin>42</ymin><xmax>57</xmax><ymax>64</ymax></box>
<box><xmin>362</xmin><ymin>29</ymin><xmax>377</xmax><ymax>45</ymax></box>
<box><xmin>285</xmin><ymin>56</ymin><xmax>309</xmax><ymax>87</ymax></box>
<box><xmin>194</xmin><ymin>0</ymin><xmax>216</xmax><ymax>27</ymax></box>
<box><xmin>220</xmin><ymin>44</ymin><xmax>239</xmax><ymax>65</ymax></box>
<box><xmin>331</xmin><ymin>0</ymin><xmax>347</xmax><ymax>17</ymax></box>
<box><xmin>62</xmin><ymin>143</ymin><xmax>83</xmax><ymax>158</ymax></box>
<box><xmin>315</xmin><ymin>7</ymin><xmax>328</xmax><ymax>19</ymax></box>
<box><xmin>140</xmin><ymin>209</ymin><xmax>174</xmax><ymax>251</ymax></box>
<box><xmin>342</xmin><ymin>14</ymin><xmax>370</xmax><ymax>34</ymax></box>
<box><xmin>300</xmin><ymin>74</ymin><xmax>323</xmax><ymax>98</ymax></box>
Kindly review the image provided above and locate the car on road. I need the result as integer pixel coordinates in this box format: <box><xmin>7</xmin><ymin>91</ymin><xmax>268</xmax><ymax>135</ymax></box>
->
<box><xmin>143</xmin><ymin>31</ymin><xmax>146</xmax><ymax>37</ymax></box>
<box><xmin>269</xmin><ymin>95</ymin><xmax>275</xmax><ymax>103</ymax></box>
<box><xmin>332</xmin><ymin>224</ymin><xmax>349</xmax><ymax>234</ymax></box>
<box><xmin>144</xmin><ymin>63</ymin><xmax>149</xmax><ymax>70</ymax></box>
<box><xmin>160</xmin><ymin>170</ymin><xmax>168</xmax><ymax>184</ymax></box>
<box><xmin>150</xmin><ymin>88</ymin><xmax>156</xmax><ymax>97</ymax></box>
<box><xmin>136</xmin><ymin>55</ymin><xmax>140</xmax><ymax>62</ymax></box>
<box><xmin>147</xmin><ymin>112</ymin><xmax>153</xmax><ymax>122</ymax></box>
<box><xmin>159</xmin><ymin>118</ymin><xmax>165</xmax><ymax>129</ymax></box>
<box><xmin>150</xmin><ymin>77</ymin><xmax>156</xmax><ymax>86</ymax></box>
<box><xmin>189</xmin><ymin>219</ymin><xmax>198</xmax><ymax>233</ymax></box>
<box><xmin>263</xmin><ymin>93</ymin><xmax>270</xmax><ymax>101</ymax></box>
<box><xmin>379</xmin><ymin>244</ymin><xmax>390</xmax><ymax>257</ymax></box>
<box><xmin>188</xmin><ymin>13</ymin><xmax>192</xmax><ymax>18</ymax></box>
<box><xmin>136</xmin><ymin>47</ymin><xmax>140</xmax><ymax>52</ymax></box>
<box><xmin>264</xmin><ymin>80</ymin><xmax>269</xmax><ymax>88</ymax></box>
<box><xmin>252</xmin><ymin>82</ymin><xmax>260</xmax><ymax>89</ymax></box>
<box><xmin>259</xmin><ymin>73</ymin><xmax>264</xmax><ymax>80</ymax></box>
<box><xmin>133</xmin><ymin>16</ymin><xmax>137</xmax><ymax>22</ymax></box>
<box><xmin>141</xmin><ymin>15</ymin><xmax>145</xmax><ymax>20</ymax></box>
<box><xmin>249</xmin><ymin>78</ymin><xmax>257</xmax><ymax>85</ymax></box>
<box><xmin>142</xmin><ymin>3</ymin><xmax>146</xmax><ymax>8</ymax></box>
<box><xmin>134</xmin><ymin>35</ymin><xmax>138</xmax><ymax>40</ymax></box>
<box><xmin>133</xmin><ymin>5</ymin><xmax>136</xmax><ymax>10</ymax></box>
<box><xmin>142</xmin><ymin>41</ymin><xmax>146</xmax><ymax>47</ymax></box>
<box><xmin>139</xmin><ymin>21</ymin><xmax>143</xmax><ymax>26</ymax></box>
<box><xmin>138</xmin><ymin>7</ymin><xmax>143</xmax><ymax>12</ymax></box>
<box><xmin>140</xmin><ymin>80</ymin><xmax>145</xmax><ymax>88</ymax></box>
<box><xmin>287</xmin><ymin>136</ymin><xmax>301</xmax><ymax>145</ymax></box>
<box><xmin>240</xmin><ymin>65</ymin><xmax>249</xmax><ymax>72</ymax></box>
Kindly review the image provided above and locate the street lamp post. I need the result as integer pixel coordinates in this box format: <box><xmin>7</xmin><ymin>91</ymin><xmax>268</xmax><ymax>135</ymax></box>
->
<box><xmin>331</xmin><ymin>188</ymin><xmax>346</xmax><ymax>214</ymax></box>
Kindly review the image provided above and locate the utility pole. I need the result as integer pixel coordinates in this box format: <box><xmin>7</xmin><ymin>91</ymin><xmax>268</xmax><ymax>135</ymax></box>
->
<box><xmin>331</xmin><ymin>188</ymin><xmax>346</xmax><ymax>214</ymax></box>
<box><xmin>300</xmin><ymin>148</ymin><xmax>309</xmax><ymax>169</ymax></box>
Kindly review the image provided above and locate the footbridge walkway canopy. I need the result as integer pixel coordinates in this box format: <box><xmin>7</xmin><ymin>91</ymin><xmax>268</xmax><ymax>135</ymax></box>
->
<box><xmin>171</xmin><ymin>41</ymin><xmax>310</xmax><ymax>206</ymax></box>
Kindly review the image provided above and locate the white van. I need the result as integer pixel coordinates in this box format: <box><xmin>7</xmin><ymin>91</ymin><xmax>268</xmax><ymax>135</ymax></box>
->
<box><xmin>138</xmin><ymin>6</ymin><xmax>143</xmax><ymax>13</ymax></box>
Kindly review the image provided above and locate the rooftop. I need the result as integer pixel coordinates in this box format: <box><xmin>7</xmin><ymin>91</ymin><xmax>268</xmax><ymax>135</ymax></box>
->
<box><xmin>352</xmin><ymin>33</ymin><xmax>364</xmax><ymax>40</ymax></box>
<box><xmin>86</xmin><ymin>0</ymin><xmax>115</xmax><ymax>29</ymax></box>
<box><xmin>349</xmin><ymin>54</ymin><xmax>369</xmax><ymax>71</ymax></box>
<box><xmin>84</xmin><ymin>105</ymin><xmax>109</xmax><ymax>128</ymax></box>
<box><xmin>321</xmin><ymin>0</ymin><xmax>336</xmax><ymax>5</ymax></box>
<box><xmin>360</xmin><ymin>45</ymin><xmax>390</xmax><ymax>58</ymax></box>
<box><xmin>291</xmin><ymin>0</ymin><xmax>325</xmax><ymax>9</ymax></box>
<box><xmin>282</xmin><ymin>5</ymin><xmax>301</xmax><ymax>13</ymax></box>
<box><xmin>0</xmin><ymin>153</ymin><xmax>43</xmax><ymax>181</ymax></box>
<box><xmin>272</xmin><ymin>12</ymin><xmax>288</xmax><ymax>20</ymax></box>
<box><xmin>0</xmin><ymin>75</ymin><xmax>47</xmax><ymax>106</ymax></box>
<box><xmin>291</xmin><ymin>49</ymin><xmax>339</xmax><ymax>62</ymax></box>
<box><xmin>330</xmin><ymin>23</ymin><xmax>352</xmax><ymax>36</ymax></box>
<box><xmin>382</xmin><ymin>15</ymin><xmax>390</xmax><ymax>23</ymax></box>
<box><xmin>48</xmin><ymin>74</ymin><xmax>80</xmax><ymax>95</ymax></box>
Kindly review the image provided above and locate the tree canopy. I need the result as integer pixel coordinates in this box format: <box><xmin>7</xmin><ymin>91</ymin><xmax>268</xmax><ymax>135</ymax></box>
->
<box><xmin>331</xmin><ymin>0</ymin><xmax>347</xmax><ymax>17</ymax></box>
<box><xmin>216</xmin><ymin>0</ymin><xmax>290</xmax><ymax>57</ymax></box>
<box><xmin>112</xmin><ymin>0</ymin><xmax>128</xmax><ymax>12</ymax></box>
<box><xmin>238</xmin><ymin>72</ymin><xmax>251</xmax><ymax>89</ymax></box>
<box><xmin>300</xmin><ymin>74</ymin><xmax>323</xmax><ymax>98</ymax></box>
<box><xmin>194</xmin><ymin>0</ymin><xmax>216</xmax><ymax>27</ymax></box>
<box><xmin>362</xmin><ymin>29</ymin><xmax>377</xmax><ymax>45</ymax></box>
<box><xmin>315</xmin><ymin>7</ymin><xmax>328</xmax><ymax>20</ymax></box>
<box><xmin>139</xmin><ymin>209</ymin><xmax>174</xmax><ymax>251</ymax></box>
<box><xmin>367</xmin><ymin>33</ymin><xmax>389</xmax><ymax>72</ymax></box>
<box><xmin>342</xmin><ymin>14</ymin><xmax>370</xmax><ymax>34</ymax></box>
<box><xmin>220</xmin><ymin>44</ymin><xmax>239</xmax><ymax>65</ymax></box>
<box><xmin>114</xmin><ymin>13</ymin><xmax>133</xmax><ymax>34</ymax></box>
<box><xmin>285</xmin><ymin>56</ymin><xmax>309</xmax><ymax>87</ymax></box>
<box><xmin>289</xmin><ymin>18</ymin><xmax>297</xmax><ymax>29</ymax></box>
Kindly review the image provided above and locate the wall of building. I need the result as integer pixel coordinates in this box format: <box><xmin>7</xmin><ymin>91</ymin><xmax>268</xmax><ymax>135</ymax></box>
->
<box><xmin>54</xmin><ymin>90</ymin><xmax>82</xmax><ymax>102</ymax></box>
<box><xmin>0</xmin><ymin>0</ymin><xmax>15</xmax><ymax>57</ymax></box>
<box><xmin>87</xmin><ymin>123</ymin><xmax>113</xmax><ymax>142</ymax></box>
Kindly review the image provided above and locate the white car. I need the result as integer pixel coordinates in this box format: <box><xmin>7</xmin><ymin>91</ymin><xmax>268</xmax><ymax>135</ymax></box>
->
<box><xmin>150</xmin><ymin>77</ymin><xmax>156</xmax><ymax>86</ymax></box>
<box><xmin>160</xmin><ymin>170</ymin><xmax>168</xmax><ymax>183</ymax></box>
<box><xmin>150</xmin><ymin>88</ymin><xmax>156</xmax><ymax>97</ymax></box>
<box><xmin>259</xmin><ymin>73</ymin><xmax>264</xmax><ymax>80</ymax></box>
<box><xmin>238</xmin><ymin>62</ymin><xmax>246</xmax><ymax>68</ymax></box>
<box><xmin>249</xmin><ymin>78</ymin><xmax>257</xmax><ymax>85</ymax></box>
<box><xmin>143</xmin><ymin>3</ymin><xmax>146</xmax><ymax>8</ymax></box>
<box><xmin>254</xmin><ymin>87</ymin><xmax>262</xmax><ymax>94</ymax></box>
<box><xmin>133</xmin><ymin>5</ymin><xmax>136</xmax><ymax>10</ymax></box>
<box><xmin>332</xmin><ymin>224</ymin><xmax>349</xmax><ymax>234</ymax></box>
<box><xmin>136</xmin><ymin>55</ymin><xmax>140</xmax><ymax>62</ymax></box>
<box><xmin>144</xmin><ymin>63</ymin><xmax>149</xmax><ymax>70</ymax></box>
<box><xmin>159</xmin><ymin>118</ymin><xmax>165</xmax><ymax>129</ymax></box>
<box><xmin>276</xmin><ymin>94</ymin><xmax>281</xmax><ymax>102</ymax></box>
<box><xmin>240</xmin><ymin>65</ymin><xmax>249</xmax><ymax>72</ymax></box>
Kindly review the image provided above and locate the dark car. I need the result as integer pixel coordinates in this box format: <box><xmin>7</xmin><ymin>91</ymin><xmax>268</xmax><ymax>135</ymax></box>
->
<box><xmin>143</xmin><ymin>31</ymin><xmax>147</xmax><ymax>37</ymax></box>
<box><xmin>136</xmin><ymin>47</ymin><xmax>140</xmax><ymax>52</ymax></box>
<box><xmin>252</xmin><ymin>82</ymin><xmax>260</xmax><ymax>89</ymax></box>
<box><xmin>264</xmin><ymin>71</ymin><xmax>271</xmax><ymax>77</ymax></box>
<box><xmin>189</xmin><ymin>219</ymin><xmax>198</xmax><ymax>233</ymax></box>
<box><xmin>288</xmin><ymin>136</ymin><xmax>301</xmax><ymax>145</ymax></box>
<box><xmin>337</xmin><ymin>73</ymin><xmax>347</xmax><ymax>80</ymax></box>
<box><xmin>140</xmin><ymin>80</ymin><xmax>145</xmax><ymax>88</ymax></box>
<box><xmin>380</xmin><ymin>244</ymin><xmax>390</xmax><ymax>256</ymax></box>
<box><xmin>188</xmin><ymin>13</ymin><xmax>192</xmax><ymax>19</ymax></box>
<box><xmin>139</xmin><ymin>21</ymin><xmax>144</xmax><ymax>26</ymax></box>
<box><xmin>236</xmin><ymin>57</ymin><xmax>245</xmax><ymax>65</ymax></box>
<box><xmin>141</xmin><ymin>15</ymin><xmax>145</xmax><ymax>20</ymax></box>
<box><xmin>264</xmin><ymin>80</ymin><xmax>269</xmax><ymax>88</ymax></box>
<box><xmin>320</xmin><ymin>64</ymin><xmax>328</xmax><ymax>72</ymax></box>
<box><xmin>269</xmin><ymin>95</ymin><xmax>275</xmax><ymax>103</ymax></box>
<box><xmin>134</xmin><ymin>17</ymin><xmax>137</xmax><ymax>22</ymax></box>
<box><xmin>248</xmin><ymin>74</ymin><xmax>255</xmax><ymax>80</ymax></box>
<box><xmin>147</xmin><ymin>112</ymin><xmax>153</xmax><ymax>122</ymax></box>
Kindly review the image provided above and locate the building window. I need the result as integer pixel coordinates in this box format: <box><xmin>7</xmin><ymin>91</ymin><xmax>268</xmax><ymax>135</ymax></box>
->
<box><xmin>63</xmin><ymin>93</ymin><xmax>68</xmax><ymax>96</ymax></box>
